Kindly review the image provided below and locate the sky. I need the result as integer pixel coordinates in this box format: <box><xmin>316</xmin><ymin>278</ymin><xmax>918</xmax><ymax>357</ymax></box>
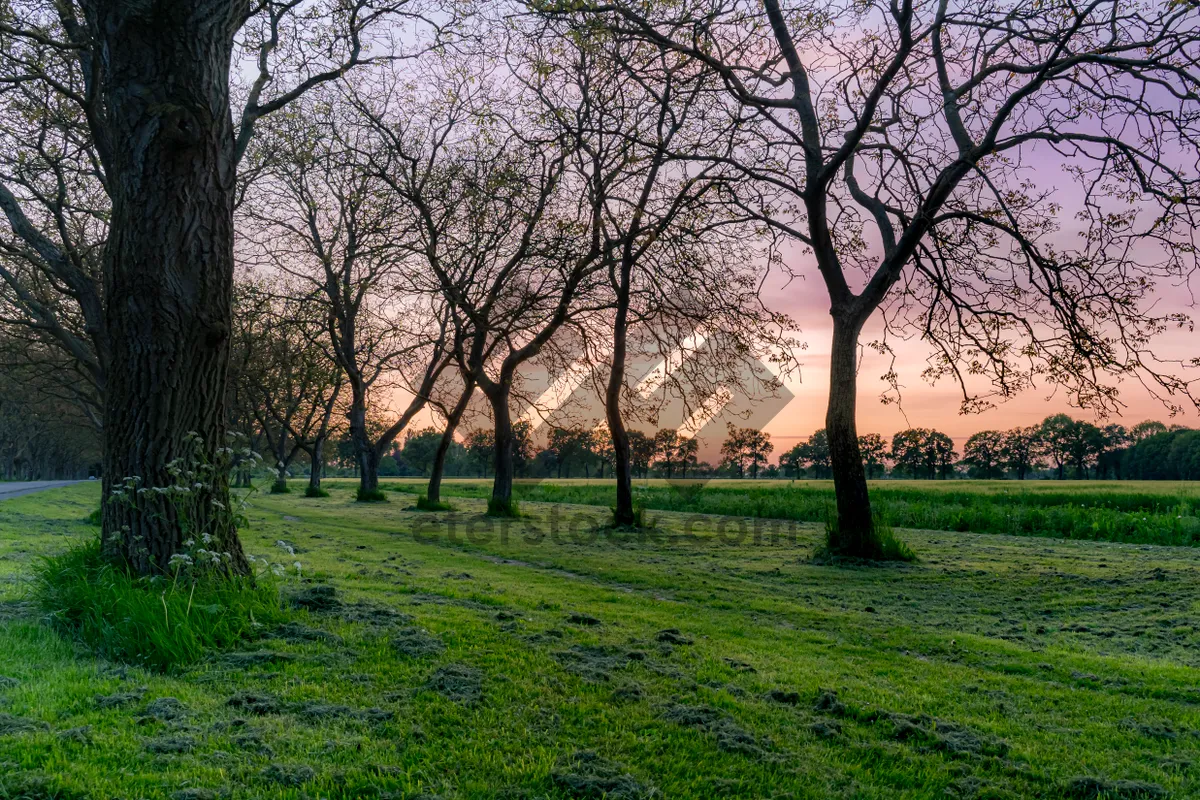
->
<box><xmin>758</xmin><ymin>267</ymin><xmax>1200</xmax><ymax>453</ymax></box>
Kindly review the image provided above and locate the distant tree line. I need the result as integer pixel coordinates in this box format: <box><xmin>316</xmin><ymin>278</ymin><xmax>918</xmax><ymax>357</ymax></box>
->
<box><xmin>776</xmin><ymin>415</ymin><xmax>1199</xmax><ymax>481</ymax></box>
<box><xmin>0</xmin><ymin>338</ymin><xmax>100</xmax><ymax>480</ymax></box>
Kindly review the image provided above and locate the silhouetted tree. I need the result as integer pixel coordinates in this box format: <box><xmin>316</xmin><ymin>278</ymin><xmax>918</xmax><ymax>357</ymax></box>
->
<box><xmin>1001</xmin><ymin>427</ymin><xmax>1043</xmax><ymax>481</ymax></box>
<box><xmin>891</xmin><ymin>429</ymin><xmax>957</xmax><ymax>480</ymax></box>
<box><xmin>962</xmin><ymin>431</ymin><xmax>1006</xmax><ymax>479</ymax></box>
<box><xmin>858</xmin><ymin>434</ymin><xmax>888</xmax><ymax>480</ymax></box>
<box><xmin>721</xmin><ymin>425</ymin><xmax>773</xmax><ymax>479</ymax></box>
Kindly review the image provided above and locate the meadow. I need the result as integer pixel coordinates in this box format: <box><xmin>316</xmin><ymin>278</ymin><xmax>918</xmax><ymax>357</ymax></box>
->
<box><xmin>1</xmin><ymin>481</ymin><xmax>1198</xmax><ymax>799</ymax></box>
<box><xmin>383</xmin><ymin>478</ymin><xmax>1200</xmax><ymax>548</ymax></box>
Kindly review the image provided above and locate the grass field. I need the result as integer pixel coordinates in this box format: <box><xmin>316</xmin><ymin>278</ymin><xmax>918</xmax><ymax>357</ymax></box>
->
<box><xmin>1</xmin><ymin>481</ymin><xmax>1199</xmax><ymax>799</ymax></box>
<box><xmin>383</xmin><ymin>478</ymin><xmax>1200</xmax><ymax>547</ymax></box>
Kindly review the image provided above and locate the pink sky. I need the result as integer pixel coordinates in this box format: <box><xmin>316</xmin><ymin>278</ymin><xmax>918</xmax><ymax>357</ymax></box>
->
<box><xmin>760</xmin><ymin>268</ymin><xmax>1200</xmax><ymax>449</ymax></box>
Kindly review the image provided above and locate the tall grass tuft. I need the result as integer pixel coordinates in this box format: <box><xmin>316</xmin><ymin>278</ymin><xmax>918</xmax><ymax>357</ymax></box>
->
<box><xmin>815</xmin><ymin>510</ymin><xmax>916</xmax><ymax>564</ymax></box>
<box><xmin>34</xmin><ymin>539</ymin><xmax>286</xmax><ymax>672</ymax></box>
<box><xmin>415</xmin><ymin>495</ymin><xmax>454</xmax><ymax>512</ymax></box>
<box><xmin>356</xmin><ymin>487</ymin><xmax>388</xmax><ymax>503</ymax></box>
<box><xmin>487</xmin><ymin>497</ymin><xmax>521</xmax><ymax>517</ymax></box>
<box><xmin>607</xmin><ymin>503</ymin><xmax>656</xmax><ymax>530</ymax></box>
<box><xmin>304</xmin><ymin>485</ymin><xmax>330</xmax><ymax>498</ymax></box>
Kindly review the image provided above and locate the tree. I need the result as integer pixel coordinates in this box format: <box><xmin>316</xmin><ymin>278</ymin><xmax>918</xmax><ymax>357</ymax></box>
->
<box><xmin>858</xmin><ymin>434</ymin><xmax>888</xmax><ymax>480</ymax></box>
<box><xmin>356</xmin><ymin>47</ymin><xmax>609</xmax><ymax>514</ymax></box>
<box><xmin>627</xmin><ymin>430</ymin><xmax>656</xmax><ymax>479</ymax></box>
<box><xmin>399</xmin><ymin>428</ymin><xmax>443</xmax><ymax>477</ymax></box>
<box><xmin>779</xmin><ymin>444</ymin><xmax>804</xmax><ymax>480</ymax></box>
<box><xmin>0</xmin><ymin>1</ymin><xmax>446</xmax><ymax>574</ymax></box>
<box><xmin>1130</xmin><ymin>421</ymin><xmax>1169</xmax><ymax>443</ymax></box>
<box><xmin>720</xmin><ymin>425</ymin><xmax>773</xmax><ymax>479</ymax></box>
<box><xmin>230</xmin><ymin>282</ymin><xmax>344</xmax><ymax>495</ymax></box>
<box><xmin>243</xmin><ymin>105</ymin><xmax>453</xmax><ymax>500</ymax></box>
<box><xmin>1001</xmin><ymin>426</ymin><xmax>1043</xmax><ymax>481</ymax></box>
<box><xmin>652</xmin><ymin>429</ymin><xmax>684</xmax><ymax>479</ymax></box>
<box><xmin>425</xmin><ymin>373</ymin><xmax>478</xmax><ymax>504</ymax></box>
<box><xmin>465</xmin><ymin>429</ymin><xmax>494</xmax><ymax>478</ymax></box>
<box><xmin>527</xmin><ymin>10</ymin><xmax>785</xmax><ymax>525</ymax></box>
<box><xmin>0</xmin><ymin>338</ymin><xmax>100</xmax><ymax>479</ymax></box>
<box><xmin>1122</xmin><ymin>427</ymin><xmax>1200</xmax><ymax>481</ymax></box>
<box><xmin>801</xmin><ymin>431</ymin><xmax>830</xmax><ymax>482</ymax></box>
<box><xmin>557</xmin><ymin>0</ymin><xmax>1200</xmax><ymax>559</ymax></box>
<box><xmin>548</xmin><ymin>425</ymin><xmax>595</xmax><ymax>478</ymax></box>
<box><xmin>590</xmin><ymin>425</ymin><xmax>614</xmax><ymax>479</ymax></box>
<box><xmin>962</xmin><ymin>431</ymin><xmax>1005</xmax><ymax>479</ymax></box>
<box><xmin>1096</xmin><ymin>424</ymin><xmax>1129</xmax><ymax>480</ymax></box>
<box><xmin>1063</xmin><ymin>420</ymin><xmax>1106</xmax><ymax>480</ymax></box>
<box><xmin>1039</xmin><ymin>415</ymin><xmax>1077</xmax><ymax>480</ymax></box>
<box><xmin>675</xmin><ymin>437</ymin><xmax>700</xmax><ymax>480</ymax></box>
<box><xmin>890</xmin><ymin>429</ymin><xmax>956</xmax><ymax>480</ymax></box>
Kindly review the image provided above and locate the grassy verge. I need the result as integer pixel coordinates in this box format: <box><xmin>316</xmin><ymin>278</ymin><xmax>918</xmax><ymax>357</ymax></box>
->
<box><xmin>1</xmin><ymin>483</ymin><xmax>1198</xmax><ymax>799</ymax></box>
<box><xmin>34</xmin><ymin>539</ymin><xmax>286</xmax><ymax>672</ymax></box>
<box><xmin>384</xmin><ymin>478</ymin><xmax>1200</xmax><ymax>546</ymax></box>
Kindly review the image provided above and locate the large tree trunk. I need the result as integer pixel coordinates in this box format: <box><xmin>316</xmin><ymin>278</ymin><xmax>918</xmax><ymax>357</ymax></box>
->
<box><xmin>486</xmin><ymin>385</ymin><xmax>516</xmax><ymax>512</ymax></box>
<box><xmin>825</xmin><ymin>314</ymin><xmax>879</xmax><ymax>558</ymax></box>
<box><xmin>428</xmin><ymin>379</ymin><xmax>474</xmax><ymax>504</ymax></box>
<box><xmin>90</xmin><ymin>1</ymin><xmax>249</xmax><ymax>576</ymax></box>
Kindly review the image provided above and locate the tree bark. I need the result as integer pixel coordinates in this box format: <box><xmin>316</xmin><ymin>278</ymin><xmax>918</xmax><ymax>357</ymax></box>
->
<box><xmin>486</xmin><ymin>385</ymin><xmax>516</xmax><ymax>512</ymax></box>
<box><xmin>88</xmin><ymin>1</ymin><xmax>249</xmax><ymax>576</ymax></box>
<box><xmin>825</xmin><ymin>314</ymin><xmax>878</xmax><ymax>558</ymax></box>
<box><xmin>347</xmin><ymin>384</ymin><xmax>382</xmax><ymax>497</ymax></box>
<box><xmin>428</xmin><ymin>378</ymin><xmax>474</xmax><ymax>504</ymax></box>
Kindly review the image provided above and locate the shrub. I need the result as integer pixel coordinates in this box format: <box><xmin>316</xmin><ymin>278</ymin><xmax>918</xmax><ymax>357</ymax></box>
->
<box><xmin>356</xmin><ymin>488</ymin><xmax>388</xmax><ymax>503</ymax></box>
<box><xmin>304</xmin><ymin>486</ymin><xmax>330</xmax><ymax>498</ymax></box>
<box><xmin>415</xmin><ymin>495</ymin><xmax>454</xmax><ymax>512</ymax></box>
<box><xmin>487</xmin><ymin>497</ymin><xmax>521</xmax><ymax>517</ymax></box>
<box><xmin>34</xmin><ymin>540</ymin><xmax>286</xmax><ymax>672</ymax></box>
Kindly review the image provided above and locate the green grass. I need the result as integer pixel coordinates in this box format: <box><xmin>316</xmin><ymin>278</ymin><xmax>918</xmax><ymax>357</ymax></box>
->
<box><xmin>0</xmin><ymin>482</ymin><xmax>1198</xmax><ymax>798</ymax></box>
<box><xmin>817</xmin><ymin>512</ymin><xmax>917</xmax><ymax>563</ymax></box>
<box><xmin>33</xmin><ymin>540</ymin><xmax>286</xmax><ymax>672</ymax></box>
<box><xmin>486</xmin><ymin>496</ymin><xmax>521</xmax><ymax>517</ymax></box>
<box><xmin>303</xmin><ymin>486</ymin><xmax>330</xmax><ymax>498</ymax></box>
<box><xmin>385</xmin><ymin>478</ymin><xmax>1200</xmax><ymax>546</ymax></box>
<box><xmin>355</xmin><ymin>487</ymin><xmax>388</xmax><ymax>503</ymax></box>
<box><xmin>415</xmin><ymin>495</ymin><xmax>455</xmax><ymax>512</ymax></box>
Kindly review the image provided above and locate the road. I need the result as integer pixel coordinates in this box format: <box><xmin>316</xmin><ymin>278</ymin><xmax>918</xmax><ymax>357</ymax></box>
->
<box><xmin>0</xmin><ymin>480</ymin><xmax>83</xmax><ymax>501</ymax></box>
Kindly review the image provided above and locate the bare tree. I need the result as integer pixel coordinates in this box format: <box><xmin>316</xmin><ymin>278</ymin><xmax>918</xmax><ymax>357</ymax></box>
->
<box><xmin>356</xmin><ymin>44</ymin><xmax>616</xmax><ymax>513</ymax></box>
<box><xmin>243</xmin><ymin>103</ymin><xmax>452</xmax><ymax>499</ymax></box>
<box><xmin>229</xmin><ymin>279</ymin><xmax>344</xmax><ymax>495</ymax></box>
<box><xmin>0</xmin><ymin>0</ymin><xmax>452</xmax><ymax>574</ymax></box>
<box><xmin>555</xmin><ymin>0</ymin><xmax>1200</xmax><ymax>557</ymax></box>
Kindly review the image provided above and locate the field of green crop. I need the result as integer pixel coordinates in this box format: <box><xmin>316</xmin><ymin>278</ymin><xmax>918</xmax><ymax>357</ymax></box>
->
<box><xmin>383</xmin><ymin>478</ymin><xmax>1200</xmax><ymax>547</ymax></box>
<box><xmin>2</xmin><ymin>481</ymin><xmax>1199</xmax><ymax>799</ymax></box>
